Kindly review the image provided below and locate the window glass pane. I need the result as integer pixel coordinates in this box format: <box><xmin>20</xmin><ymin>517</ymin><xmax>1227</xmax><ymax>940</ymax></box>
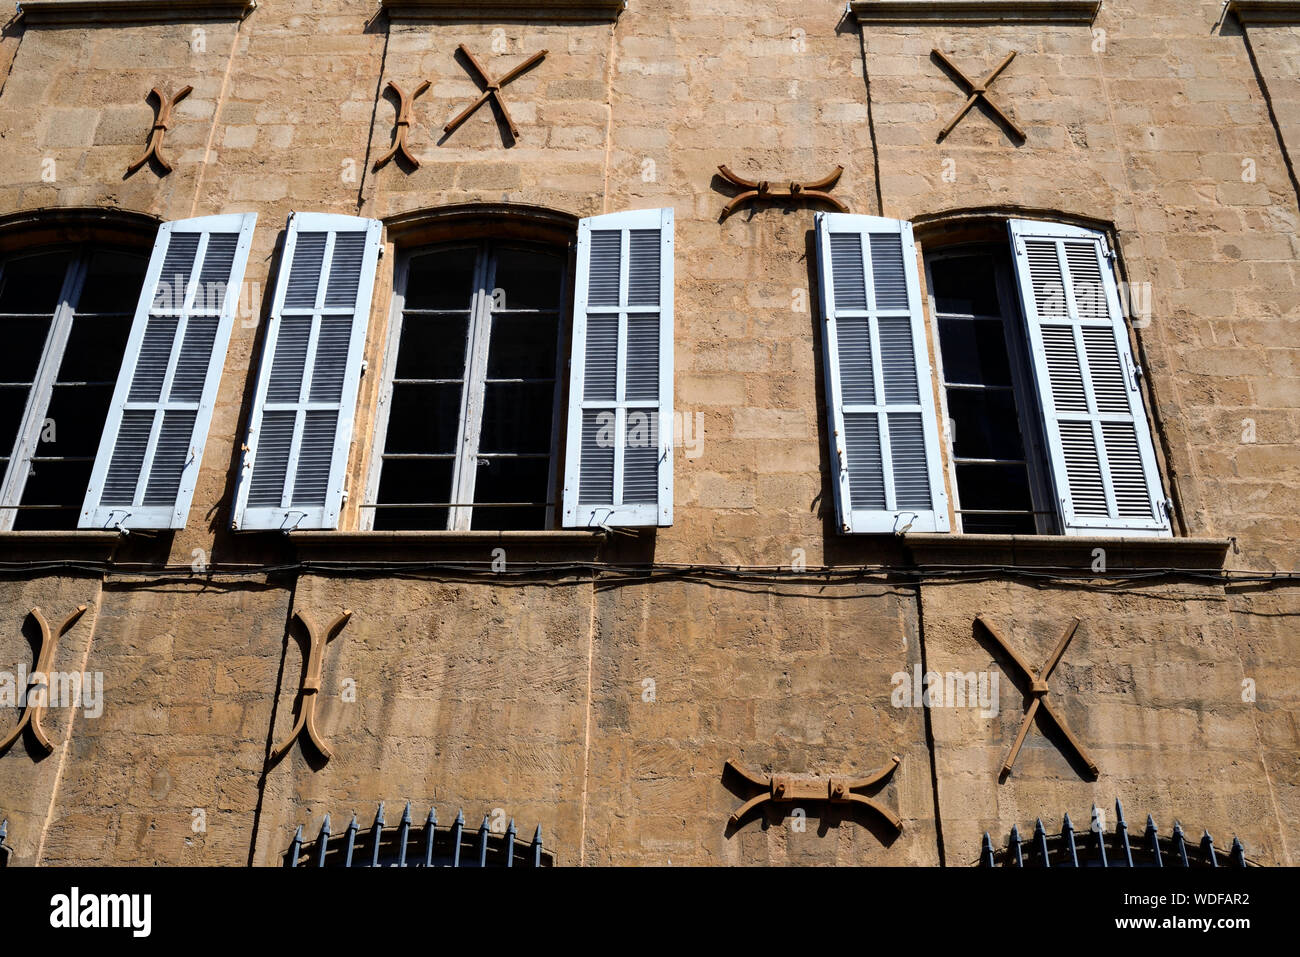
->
<box><xmin>13</xmin><ymin>460</ymin><xmax>93</xmax><ymax>530</ymax></box>
<box><xmin>954</xmin><ymin>462</ymin><xmax>1033</xmax><ymax>511</ymax></box>
<box><xmin>405</xmin><ymin>247</ymin><xmax>477</xmax><ymax>311</ymax></box>
<box><xmin>930</xmin><ymin>254</ymin><xmax>1002</xmax><ymax>316</ymax></box>
<box><xmin>480</xmin><ymin>382</ymin><xmax>554</xmax><ymax>454</ymax></box>
<box><xmin>373</xmin><ymin>458</ymin><xmax>453</xmax><ymax>531</ymax></box>
<box><xmin>41</xmin><ymin>383</ymin><xmax>116</xmax><ymax>458</ymax></box>
<box><xmin>386</xmin><ymin>382</ymin><xmax>462</xmax><ymax>454</ymax></box>
<box><xmin>58</xmin><ymin>315</ymin><xmax>133</xmax><ymax>383</ymax></box>
<box><xmin>936</xmin><ymin>317</ymin><xmax>1013</xmax><ymax>386</ymax></box>
<box><xmin>492</xmin><ymin>247</ymin><xmax>564</xmax><ymax>311</ymax></box>
<box><xmin>947</xmin><ymin>389</ymin><xmax>1026</xmax><ymax>461</ymax></box>
<box><xmin>0</xmin><ymin>317</ymin><xmax>53</xmax><ymax>385</ymax></box>
<box><xmin>0</xmin><ymin>251</ymin><xmax>72</xmax><ymax>314</ymax></box>
<box><xmin>471</xmin><ymin>457</ymin><xmax>549</xmax><ymax>531</ymax></box>
<box><xmin>395</xmin><ymin>313</ymin><xmax>468</xmax><ymax>380</ymax></box>
<box><xmin>0</xmin><ymin>385</ymin><xmax>30</xmax><ymax>456</ymax></box>
<box><xmin>486</xmin><ymin>314</ymin><xmax>558</xmax><ymax>379</ymax></box>
<box><xmin>77</xmin><ymin>251</ymin><xmax>148</xmax><ymax>314</ymax></box>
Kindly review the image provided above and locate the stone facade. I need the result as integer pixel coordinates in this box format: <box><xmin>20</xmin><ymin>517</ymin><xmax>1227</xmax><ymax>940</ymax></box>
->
<box><xmin>0</xmin><ymin>0</ymin><xmax>1296</xmax><ymax>866</ymax></box>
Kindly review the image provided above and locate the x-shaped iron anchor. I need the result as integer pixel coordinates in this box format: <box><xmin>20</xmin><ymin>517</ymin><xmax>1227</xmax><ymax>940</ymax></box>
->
<box><xmin>270</xmin><ymin>608</ymin><xmax>351</xmax><ymax>764</ymax></box>
<box><xmin>725</xmin><ymin>755</ymin><xmax>903</xmax><ymax>832</ymax></box>
<box><xmin>443</xmin><ymin>44</ymin><xmax>547</xmax><ymax>144</ymax></box>
<box><xmin>0</xmin><ymin>605</ymin><xmax>87</xmax><ymax>757</ymax></box>
<box><xmin>127</xmin><ymin>85</ymin><xmax>193</xmax><ymax>175</ymax></box>
<box><xmin>374</xmin><ymin>79</ymin><xmax>431</xmax><ymax>170</ymax></box>
<box><xmin>933</xmin><ymin>49</ymin><xmax>1025</xmax><ymax>143</ymax></box>
<box><xmin>977</xmin><ymin>615</ymin><xmax>1099</xmax><ymax>780</ymax></box>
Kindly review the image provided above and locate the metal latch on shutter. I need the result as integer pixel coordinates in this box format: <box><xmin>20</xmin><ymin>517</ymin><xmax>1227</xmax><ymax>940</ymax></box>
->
<box><xmin>1124</xmin><ymin>353</ymin><xmax>1142</xmax><ymax>391</ymax></box>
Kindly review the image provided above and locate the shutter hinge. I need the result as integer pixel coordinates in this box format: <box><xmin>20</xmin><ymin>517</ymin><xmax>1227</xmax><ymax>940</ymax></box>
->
<box><xmin>1163</xmin><ymin>498</ymin><xmax>1174</xmax><ymax>518</ymax></box>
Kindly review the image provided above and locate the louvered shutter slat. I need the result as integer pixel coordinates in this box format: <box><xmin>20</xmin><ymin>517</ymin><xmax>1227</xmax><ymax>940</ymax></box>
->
<box><xmin>1009</xmin><ymin>219</ymin><xmax>1169</xmax><ymax>535</ymax></box>
<box><xmin>231</xmin><ymin>212</ymin><xmax>383</xmax><ymax>531</ymax></box>
<box><xmin>563</xmin><ymin>208</ymin><xmax>674</xmax><ymax>528</ymax></box>
<box><xmin>80</xmin><ymin>213</ymin><xmax>257</xmax><ymax>529</ymax></box>
<box><xmin>815</xmin><ymin>212</ymin><xmax>949</xmax><ymax>534</ymax></box>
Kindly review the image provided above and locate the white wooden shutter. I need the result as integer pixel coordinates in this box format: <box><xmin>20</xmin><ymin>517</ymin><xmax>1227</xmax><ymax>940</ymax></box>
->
<box><xmin>79</xmin><ymin>213</ymin><xmax>257</xmax><ymax>530</ymax></box>
<box><xmin>1008</xmin><ymin>220</ymin><xmax>1170</xmax><ymax>536</ymax></box>
<box><xmin>562</xmin><ymin>208</ymin><xmax>673</xmax><ymax>527</ymax></box>
<box><xmin>815</xmin><ymin>212</ymin><xmax>949</xmax><ymax>534</ymax></box>
<box><xmin>232</xmin><ymin>212</ymin><xmax>382</xmax><ymax>530</ymax></box>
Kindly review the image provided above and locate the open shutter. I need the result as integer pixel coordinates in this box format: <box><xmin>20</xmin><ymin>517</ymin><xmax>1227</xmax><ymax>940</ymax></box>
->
<box><xmin>1008</xmin><ymin>219</ymin><xmax>1170</xmax><ymax>536</ymax></box>
<box><xmin>79</xmin><ymin>213</ymin><xmax>257</xmax><ymax>530</ymax></box>
<box><xmin>562</xmin><ymin>208</ymin><xmax>673</xmax><ymax>527</ymax></box>
<box><xmin>232</xmin><ymin>212</ymin><xmax>382</xmax><ymax>530</ymax></box>
<box><xmin>815</xmin><ymin>212</ymin><xmax>949</xmax><ymax>534</ymax></box>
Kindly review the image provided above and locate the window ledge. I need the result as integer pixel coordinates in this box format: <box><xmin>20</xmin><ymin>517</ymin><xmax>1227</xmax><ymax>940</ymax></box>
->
<box><xmin>848</xmin><ymin>0</ymin><xmax>1101</xmax><ymax>23</ymax></box>
<box><xmin>901</xmin><ymin>534</ymin><xmax>1230</xmax><ymax>570</ymax></box>
<box><xmin>289</xmin><ymin>529</ymin><xmax>607</xmax><ymax>561</ymax></box>
<box><xmin>0</xmin><ymin>530</ymin><xmax>122</xmax><ymax>562</ymax></box>
<box><xmin>1228</xmin><ymin>1</ymin><xmax>1300</xmax><ymax>23</ymax></box>
<box><xmin>380</xmin><ymin>0</ymin><xmax>625</xmax><ymax>22</ymax></box>
<box><xmin>18</xmin><ymin>0</ymin><xmax>257</xmax><ymax>24</ymax></box>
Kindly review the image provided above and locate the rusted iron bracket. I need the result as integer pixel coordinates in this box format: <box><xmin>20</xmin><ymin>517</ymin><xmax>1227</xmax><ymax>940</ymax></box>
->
<box><xmin>977</xmin><ymin>614</ymin><xmax>1099</xmax><ymax>780</ymax></box>
<box><xmin>126</xmin><ymin>85</ymin><xmax>193</xmax><ymax>175</ymax></box>
<box><xmin>717</xmin><ymin>164</ymin><xmax>848</xmax><ymax>219</ymax></box>
<box><xmin>374</xmin><ymin>79</ymin><xmax>431</xmax><ymax>170</ymax></box>
<box><xmin>725</xmin><ymin>755</ymin><xmax>902</xmax><ymax>832</ymax></box>
<box><xmin>0</xmin><ymin>605</ymin><xmax>87</xmax><ymax>758</ymax></box>
<box><xmin>443</xmin><ymin>45</ymin><xmax>547</xmax><ymax>144</ymax></box>
<box><xmin>271</xmin><ymin>608</ymin><xmax>351</xmax><ymax>764</ymax></box>
<box><xmin>933</xmin><ymin>49</ymin><xmax>1025</xmax><ymax>142</ymax></box>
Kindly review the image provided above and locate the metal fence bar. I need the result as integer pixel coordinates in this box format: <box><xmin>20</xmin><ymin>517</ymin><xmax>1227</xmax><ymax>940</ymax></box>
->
<box><xmin>1115</xmin><ymin>800</ymin><xmax>1133</xmax><ymax>868</ymax></box>
<box><xmin>344</xmin><ymin>813</ymin><xmax>358</xmax><ymax>867</ymax></box>
<box><xmin>288</xmin><ymin>825</ymin><xmax>302</xmax><ymax>868</ymax></box>
<box><xmin>1201</xmin><ymin>830</ymin><xmax>1217</xmax><ymax>868</ymax></box>
<box><xmin>316</xmin><ymin>814</ymin><xmax>331</xmax><ymax>868</ymax></box>
<box><xmin>1090</xmin><ymin>805</ymin><xmax>1108</xmax><ymax>868</ymax></box>
<box><xmin>1145</xmin><ymin>815</ymin><xmax>1162</xmax><ymax>868</ymax></box>
<box><xmin>451</xmin><ymin>809</ymin><xmax>464</xmax><ymax>868</ymax></box>
<box><xmin>506</xmin><ymin>818</ymin><xmax>517</xmax><ymax>869</ymax></box>
<box><xmin>397</xmin><ymin>803</ymin><xmax>411</xmax><ymax>868</ymax></box>
<box><xmin>370</xmin><ymin>803</ymin><xmax>385</xmax><ymax>868</ymax></box>
<box><xmin>1230</xmin><ymin>837</ymin><xmax>1246</xmax><ymax>868</ymax></box>
<box><xmin>477</xmin><ymin>814</ymin><xmax>490</xmax><ymax>867</ymax></box>
<box><xmin>1061</xmin><ymin>813</ymin><xmax>1079</xmax><ymax>867</ymax></box>
<box><xmin>1172</xmin><ymin>821</ymin><xmax>1189</xmax><ymax>867</ymax></box>
<box><xmin>532</xmin><ymin>825</ymin><xmax>543</xmax><ymax>868</ymax></box>
<box><xmin>1033</xmin><ymin>818</ymin><xmax>1050</xmax><ymax>867</ymax></box>
<box><xmin>981</xmin><ymin>831</ymin><xmax>996</xmax><ymax>867</ymax></box>
<box><xmin>424</xmin><ymin>806</ymin><xmax>437</xmax><ymax>867</ymax></box>
<box><xmin>1008</xmin><ymin>824</ymin><xmax>1023</xmax><ymax>867</ymax></box>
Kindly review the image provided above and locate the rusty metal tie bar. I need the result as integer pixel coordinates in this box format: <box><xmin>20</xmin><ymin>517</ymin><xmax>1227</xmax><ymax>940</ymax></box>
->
<box><xmin>717</xmin><ymin>164</ymin><xmax>848</xmax><ymax>219</ymax></box>
<box><xmin>126</xmin><ymin>85</ymin><xmax>193</xmax><ymax>175</ymax></box>
<box><xmin>977</xmin><ymin>614</ymin><xmax>1099</xmax><ymax>779</ymax></box>
<box><xmin>374</xmin><ymin>79</ymin><xmax>431</xmax><ymax>170</ymax></box>
<box><xmin>270</xmin><ymin>608</ymin><xmax>351</xmax><ymax>764</ymax></box>
<box><xmin>933</xmin><ymin>49</ymin><xmax>1025</xmax><ymax>142</ymax></box>
<box><xmin>443</xmin><ymin>45</ymin><xmax>547</xmax><ymax>144</ymax></box>
<box><xmin>725</xmin><ymin>755</ymin><xmax>902</xmax><ymax>831</ymax></box>
<box><xmin>0</xmin><ymin>605</ymin><xmax>87</xmax><ymax>757</ymax></box>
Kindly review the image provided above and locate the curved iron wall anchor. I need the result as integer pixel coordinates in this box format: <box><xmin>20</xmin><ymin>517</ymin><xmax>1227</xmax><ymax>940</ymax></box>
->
<box><xmin>933</xmin><ymin>49</ymin><xmax>1025</xmax><ymax>142</ymax></box>
<box><xmin>374</xmin><ymin>79</ymin><xmax>431</xmax><ymax>170</ymax></box>
<box><xmin>717</xmin><ymin>165</ymin><xmax>848</xmax><ymax>219</ymax></box>
<box><xmin>270</xmin><ymin>608</ymin><xmax>352</xmax><ymax>764</ymax></box>
<box><xmin>126</xmin><ymin>85</ymin><xmax>193</xmax><ymax>175</ymax></box>
<box><xmin>443</xmin><ymin>45</ymin><xmax>547</xmax><ymax>145</ymax></box>
<box><xmin>0</xmin><ymin>605</ymin><xmax>87</xmax><ymax>758</ymax></box>
<box><xmin>977</xmin><ymin>614</ymin><xmax>1099</xmax><ymax>780</ymax></box>
<box><xmin>725</xmin><ymin>755</ymin><xmax>902</xmax><ymax>832</ymax></box>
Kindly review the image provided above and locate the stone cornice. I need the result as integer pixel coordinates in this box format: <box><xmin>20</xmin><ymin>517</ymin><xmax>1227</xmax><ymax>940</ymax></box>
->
<box><xmin>18</xmin><ymin>0</ymin><xmax>257</xmax><ymax>24</ymax></box>
<box><xmin>1228</xmin><ymin>1</ymin><xmax>1300</xmax><ymax>23</ymax></box>
<box><xmin>848</xmin><ymin>0</ymin><xmax>1101</xmax><ymax>23</ymax></box>
<box><xmin>380</xmin><ymin>0</ymin><xmax>625</xmax><ymax>22</ymax></box>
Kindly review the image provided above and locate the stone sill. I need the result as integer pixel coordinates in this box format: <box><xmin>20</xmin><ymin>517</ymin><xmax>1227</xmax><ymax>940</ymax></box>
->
<box><xmin>0</xmin><ymin>530</ymin><xmax>122</xmax><ymax>563</ymax></box>
<box><xmin>289</xmin><ymin>529</ymin><xmax>607</xmax><ymax>561</ymax></box>
<box><xmin>1228</xmin><ymin>1</ymin><xmax>1300</xmax><ymax>23</ymax></box>
<box><xmin>18</xmin><ymin>0</ymin><xmax>257</xmax><ymax>24</ymax></box>
<box><xmin>380</xmin><ymin>0</ymin><xmax>625</xmax><ymax>22</ymax></box>
<box><xmin>849</xmin><ymin>0</ymin><xmax>1100</xmax><ymax>23</ymax></box>
<box><xmin>900</xmin><ymin>534</ymin><xmax>1230</xmax><ymax>570</ymax></box>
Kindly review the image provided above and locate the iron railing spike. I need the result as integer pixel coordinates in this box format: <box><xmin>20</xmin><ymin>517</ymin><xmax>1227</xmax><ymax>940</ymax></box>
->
<box><xmin>532</xmin><ymin>824</ymin><xmax>543</xmax><ymax>868</ymax></box>
<box><xmin>478</xmin><ymin>814</ymin><xmax>490</xmax><ymax>867</ymax></box>
<box><xmin>1091</xmin><ymin>805</ymin><xmax>1108</xmax><ymax>868</ymax></box>
<box><xmin>316</xmin><ymin>813</ymin><xmax>332</xmax><ymax>868</ymax></box>
<box><xmin>424</xmin><ymin>805</ymin><xmax>437</xmax><ymax>868</ymax></box>
<box><xmin>1008</xmin><ymin>824</ymin><xmax>1023</xmax><ymax>867</ymax></box>
<box><xmin>1230</xmin><ymin>837</ymin><xmax>1246</xmax><ymax>868</ymax></box>
<box><xmin>980</xmin><ymin>831</ymin><xmax>996</xmax><ymax>867</ymax></box>
<box><xmin>344</xmin><ymin>813</ymin><xmax>358</xmax><ymax>868</ymax></box>
<box><xmin>1115</xmin><ymin>800</ymin><xmax>1133</xmax><ymax>867</ymax></box>
<box><xmin>288</xmin><ymin>824</ymin><xmax>303</xmax><ymax>868</ymax></box>
<box><xmin>1061</xmin><ymin>813</ymin><xmax>1078</xmax><ymax>867</ymax></box>
<box><xmin>451</xmin><ymin>809</ymin><xmax>464</xmax><ymax>868</ymax></box>
<box><xmin>1145</xmin><ymin>815</ymin><xmax>1162</xmax><ymax>867</ymax></box>
<box><xmin>1201</xmin><ymin>830</ymin><xmax>1217</xmax><ymax>868</ymax></box>
<box><xmin>1172</xmin><ymin>820</ymin><xmax>1189</xmax><ymax>867</ymax></box>
<box><xmin>506</xmin><ymin>818</ymin><xmax>517</xmax><ymax>868</ymax></box>
<box><xmin>370</xmin><ymin>802</ymin><xmax>385</xmax><ymax>868</ymax></box>
<box><xmin>1033</xmin><ymin>818</ymin><xmax>1050</xmax><ymax>867</ymax></box>
<box><xmin>397</xmin><ymin>802</ymin><xmax>412</xmax><ymax>868</ymax></box>
<box><xmin>401</xmin><ymin>801</ymin><xmax>412</xmax><ymax>823</ymax></box>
